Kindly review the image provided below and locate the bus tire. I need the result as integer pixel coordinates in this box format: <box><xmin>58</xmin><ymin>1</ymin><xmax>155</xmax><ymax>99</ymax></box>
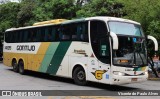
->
<box><xmin>12</xmin><ymin>59</ymin><xmax>18</xmax><ymax>72</ymax></box>
<box><xmin>73</xmin><ymin>66</ymin><xmax>87</xmax><ymax>86</ymax></box>
<box><xmin>18</xmin><ymin>60</ymin><xmax>25</xmax><ymax>75</ymax></box>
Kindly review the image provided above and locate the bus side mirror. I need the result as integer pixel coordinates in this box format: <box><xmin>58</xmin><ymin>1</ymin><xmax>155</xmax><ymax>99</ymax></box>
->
<box><xmin>147</xmin><ymin>35</ymin><xmax>158</xmax><ymax>51</ymax></box>
<box><xmin>110</xmin><ymin>32</ymin><xmax>118</xmax><ymax>50</ymax></box>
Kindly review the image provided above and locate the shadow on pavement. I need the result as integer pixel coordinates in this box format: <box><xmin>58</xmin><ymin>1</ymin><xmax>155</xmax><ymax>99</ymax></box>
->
<box><xmin>7</xmin><ymin>69</ymin><xmax>139</xmax><ymax>91</ymax></box>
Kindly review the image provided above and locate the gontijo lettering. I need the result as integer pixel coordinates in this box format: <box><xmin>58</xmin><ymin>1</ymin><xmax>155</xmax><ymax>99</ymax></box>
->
<box><xmin>17</xmin><ymin>45</ymin><xmax>35</xmax><ymax>51</ymax></box>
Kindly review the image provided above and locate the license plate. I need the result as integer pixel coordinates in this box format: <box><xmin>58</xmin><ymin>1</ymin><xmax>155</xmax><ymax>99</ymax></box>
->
<box><xmin>131</xmin><ymin>78</ymin><xmax>137</xmax><ymax>82</ymax></box>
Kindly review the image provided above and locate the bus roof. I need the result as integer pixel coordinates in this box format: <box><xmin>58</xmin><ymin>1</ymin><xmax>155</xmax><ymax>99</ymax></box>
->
<box><xmin>33</xmin><ymin>19</ymin><xmax>68</xmax><ymax>26</ymax></box>
<box><xmin>86</xmin><ymin>16</ymin><xmax>140</xmax><ymax>25</ymax></box>
<box><xmin>6</xmin><ymin>16</ymin><xmax>140</xmax><ymax>32</ymax></box>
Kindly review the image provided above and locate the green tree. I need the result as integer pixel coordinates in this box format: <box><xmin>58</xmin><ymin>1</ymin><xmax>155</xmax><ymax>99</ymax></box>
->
<box><xmin>33</xmin><ymin>0</ymin><xmax>77</xmax><ymax>23</ymax></box>
<box><xmin>76</xmin><ymin>0</ymin><xmax>123</xmax><ymax>17</ymax></box>
<box><xmin>17</xmin><ymin>0</ymin><xmax>37</xmax><ymax>26</ymax></box>
<box><xmin>33</xmin><ymin>0</ymin><xmax>53</xmax><ymax>22</ymax></box>
<box><xmin>0</xmin><ymin>2</ymin><xmax>20</xmax><ymax>42</ymax></box>
<box><xmin>50</xmin><ymin>0</ymin><xmax>76</xmax><ymax>19</ymax></box>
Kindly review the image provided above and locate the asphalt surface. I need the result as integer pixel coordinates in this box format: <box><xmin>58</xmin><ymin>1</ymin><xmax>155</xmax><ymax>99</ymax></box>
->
<box><xmin>0</xmin><ymin>63</ymin><xmax>160</xmax><ymax>99</ymax></box>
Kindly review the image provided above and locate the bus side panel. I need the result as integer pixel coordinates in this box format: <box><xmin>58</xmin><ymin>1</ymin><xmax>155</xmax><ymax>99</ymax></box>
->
<box><xmin>69</xmin><ymin>56</ymin><xmax>88</xmax><ymax>78</ymax></box>
<box><xmin>67</xmin><ymin>42</ymin><xmax>91</xmax><ymax>79</ymax></box>
<box><xmin>3</xmin><ymin>52</ymin><xmax>28</xmax><ymax>69</ymax></box>
<box><xmin>29</xmin><ymin>42</ymin><xmax>51</xmax><ymax>71</ymax></box>
<box><xmin>3</xmin><ymin>52</ymin><xmax>12</xmax><ymax>66</ymax></box>
<box><xmin>56</xmin><ymin>56</ymin><xmax>69</xmax><ymax>77</ymax></box>
<box><xmin>38</xmin><ymin>42</ymin><xmax>71</xmax><ymax>76</ymax></box>
<box><xmin>45</xmin><ymin>42</ymin><xmax>71</xmax><ymax>75</ymax></box>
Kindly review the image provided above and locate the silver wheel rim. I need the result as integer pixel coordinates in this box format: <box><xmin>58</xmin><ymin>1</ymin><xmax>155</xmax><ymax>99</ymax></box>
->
<box><xmin>77</xmin><ymin>71</ymin><xmax>85</xmax><ymax>80</ymax></box>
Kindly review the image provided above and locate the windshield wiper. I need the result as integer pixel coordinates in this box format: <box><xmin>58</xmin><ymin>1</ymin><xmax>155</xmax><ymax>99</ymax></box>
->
<box><xmin>137</xmin><ymin>50</ymin><xmax>145</xmax><ymax>65</ymax></box>
<box><xmin>129</xmin><ymin>46</ymin><xmax>145</xmax><ymax>66</ymax></box>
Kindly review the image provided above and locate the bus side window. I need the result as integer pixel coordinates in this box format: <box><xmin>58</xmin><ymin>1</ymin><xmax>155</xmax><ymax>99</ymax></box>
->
<box><xmin>40</xmin><ymin>28</ymin><xmax>45</xmax><ymax>42</ymax></box>
<box><xmin>5</xmin><ymin>32</ymin><xmax>10</xmax><ymax>43</ymax></box>
<box><xmin>55</xmin><ymin>27</ymin><xmax>60</xmax><ymax>41</ymax></box>
<box><xmin>19</xmin><ymin>31</ymin><xmax>23</xmax><ymax>42</ymax></box>
<box><xmin>23</xmin><ymin>30</ymin><xmax>29</xmax><ymax>42</ymax></box>
<box><xmin>11</xmin><ymin>31</ymin><xmax>16</xmax><ymax>43</ymax></box>
<box><xmin>47</xmin><ymin>27</ymin><xmax>55</xmax><ymax>41</ymax></box>
<box><xmin>44</xmin><ymin>27</ymin><xmax>48</xmax><ymax>42</ymax></box>
<box><xmin>14</xmin><ymin>31</ymin><xmax>19</xmax><ymax>43</ymax></box>
<box><xmin>70</xmin><ymin>24</ymin><xmax>77</xmax><ymax>40</ymax></box>
<box><xmin>16</xmin><ymin>31</ymin><xmax>20</xmax><ymax>43</ymax></box>
<box><xmin>8</xmin><ymin>32</ymin><xmax>12</xmax><ymax>43</ymax></box>
<box><xmin>45</xmin><ymin>26</ymin><xmax>55</xmax><ymax>42</ymax></box>
<box><xmin>81</xmin><ymin>22</ymin><xmax>89</xmax><ymax>42</ymax></box>
<box><xmin>36</xmin><ymin>28</ymin><xmax>41</xmax><ymax>42</ymax></box>
<box><xmin>28</xmin><ymin>30</ymin><xmax>32</xmax><ymax>42</ymax></box>
<box><xmin>58</xmin><ymin>28</ymin><xmax>63</xmax><ymax>41</ymax></box>
<box><xmin>51</xmin><ymin>27</ymin><xmax>56</xmax><ymax>41</ymax></box>
<box><xmin>28</xmin><ymin>29</ymin><xmax>36</xmax><ymax>42</ymax></box>
<box><xmin>61</xmin><ymin>25</ymin><xmax>71</xmax><ymax>41</ymax></box>
<box><xmin>76</xmin><ymin>23</ymin><xmax>82</xmax><ymax>41</ymax></box>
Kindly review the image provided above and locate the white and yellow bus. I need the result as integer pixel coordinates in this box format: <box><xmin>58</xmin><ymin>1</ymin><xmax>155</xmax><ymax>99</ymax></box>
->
<box><xmin>3</xmin><ymin>17</ymin><xmax>158</xmax><ymax>85</ymax></box>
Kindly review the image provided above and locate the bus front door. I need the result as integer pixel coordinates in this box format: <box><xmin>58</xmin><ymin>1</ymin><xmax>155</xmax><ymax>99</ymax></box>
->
<box><xmin>88</xmin><ymin>37</ymin><xmax>111</xmax><ymax>83</ymax></box>
<box><xmin>97</xmin><ymin>38</ymin><xmax>111</xmax><ymax>84</ymax></box>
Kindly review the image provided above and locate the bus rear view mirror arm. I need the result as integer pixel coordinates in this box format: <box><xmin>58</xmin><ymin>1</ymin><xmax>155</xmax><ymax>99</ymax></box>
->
<box><xmin>110</xmin><ymin>32</ymin><xmax>119</xmax><ymax>50</ymax></box>
<box><xmin>147</xmin><ymin>35</ymin><xmax>158</xmax><ymax>51</ymax></box>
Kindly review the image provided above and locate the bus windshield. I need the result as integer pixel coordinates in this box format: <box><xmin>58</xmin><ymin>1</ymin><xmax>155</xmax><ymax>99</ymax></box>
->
<box><xmin>112</xmin><ymin>36</ymin><xmax>147</xmax><ymax>66</ymax></box>
<box><xmin>108</xmin><ymin>22</ymin><xmax>147</xmax><ymax>66</ymax></box>
<box><xmin>108</xmin><ymin>21</ymin><xmax>143</xmax><ymax>37</ymax></box>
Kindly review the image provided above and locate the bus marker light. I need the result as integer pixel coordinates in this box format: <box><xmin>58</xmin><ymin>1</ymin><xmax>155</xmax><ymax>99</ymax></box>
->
<box><xmin>90</xmin><ymin>53</ymin><xmax>94</xmax><ymax>57</ymax></box>
<box><xmin>119</xmin><ymin>60</ymin><xmax>128</xmax><ymax>63</ymax></box>
<box><xmin>134</xmin><ymin>71</ymin><xmax>137</xmax><ymax>75</ymax></box>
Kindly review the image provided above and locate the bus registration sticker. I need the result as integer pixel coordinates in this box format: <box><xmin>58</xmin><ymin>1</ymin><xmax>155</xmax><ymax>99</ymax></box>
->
<box><xmin>106</xmin><ymin>74</ymin><xmax>109</xmax><ymax>79</ymax></box>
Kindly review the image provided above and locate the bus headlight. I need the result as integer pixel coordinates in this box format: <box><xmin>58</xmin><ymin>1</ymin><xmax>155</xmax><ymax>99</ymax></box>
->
<box><xmin>145</xmin><ymin>71</ymin><xmax>148</xmax><ymax>75</ymax></box>
<box><xmin>113</xmin><ymin>71</ymin><xmax>125</xmax><ymax>76</ymax></box>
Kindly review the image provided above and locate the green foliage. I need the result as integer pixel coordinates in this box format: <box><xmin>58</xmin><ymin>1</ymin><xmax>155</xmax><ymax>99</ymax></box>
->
<box><xmin>76</xmin><ymin>0</ymin><xmax>123</xmax><ymax>17</ymax></box>
<box><xmin>0</xmin><ymin>2</ymin><xmax>20</xmax><ymax>27</ymax></box>
<box><xmin>17</xmin><ymin>0</ymin><xmax>37</xmax><ymax>26</ymax></box>
<box><xmin>33</xmin><ymin>0</ymin><xmax>53</xmax><ymax>21</ymax></box>
<box><xmin>49</xmin><ymin>0</ymin><xmax>76</xmax><ymax>19</ymax></box>
<box><xmin>33</xmin><ymin>0</ymin><xmax>76</xmax><ymax>23</ymax></box>
<box><xmin>0</xmin><ymin>2</ymin><xmax>20</xmax><ymax>42</ymax></box>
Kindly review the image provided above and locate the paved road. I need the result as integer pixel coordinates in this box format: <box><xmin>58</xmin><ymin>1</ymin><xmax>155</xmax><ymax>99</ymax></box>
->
<box><xmin>0</xmin><ymin>63</ymin><xmax>160</xmax><ymax>99</ymax></box>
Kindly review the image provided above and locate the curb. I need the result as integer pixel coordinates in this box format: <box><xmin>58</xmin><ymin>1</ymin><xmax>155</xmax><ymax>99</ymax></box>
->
<box><xmin>148</xmin><ymin>78</ymin><xmax>160</xmax><ymax>81</ymax></box>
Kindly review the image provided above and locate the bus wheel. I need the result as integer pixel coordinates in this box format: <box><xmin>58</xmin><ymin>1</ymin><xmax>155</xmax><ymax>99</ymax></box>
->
<box><xmin>12</xmin><ymin>59</ymin><xmax>18</xmax><ymax>72</ymax></box>
<box><xmin>18</xmin><ymin>60</ymin><xmax>25</xmax><ymax>75</ymax></box>
<box><xmin>73</xmin><ymin>67</ymin><xmax>87</xmax><ymax>86</ymax></box>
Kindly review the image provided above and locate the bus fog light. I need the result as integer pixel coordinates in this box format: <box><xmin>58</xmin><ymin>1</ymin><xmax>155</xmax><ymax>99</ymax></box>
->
<box><xmin>145</xmin><ymin>71</ymin><xmax>148</xmax><ymax>75</ymax></box>
<box><xmin>118</xmin><ymin>72</ymin><xmax>124</xmax><ymax>76</ymax></box>
<box><xmin>113</xmin><ymin>71</ymin><xmax>125</xmax><ymax>76</ymax></box>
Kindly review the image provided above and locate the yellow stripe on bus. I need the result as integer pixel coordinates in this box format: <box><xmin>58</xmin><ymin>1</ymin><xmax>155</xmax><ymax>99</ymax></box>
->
<box><xmin>30</xmin><ymin>42</ymin><xmax>50</xmax><ymax>71</ymax></box>
<box><xmin>3</xmin><ymin>42</ymin><xmax>51</xmax><ymax>71</ymax></box>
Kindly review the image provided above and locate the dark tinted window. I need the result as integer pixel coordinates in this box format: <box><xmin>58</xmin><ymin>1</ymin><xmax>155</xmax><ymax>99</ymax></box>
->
<box><xmin>5</xmin><ymin>22</ymin><xmax>89</xmax><ymax>43</ymax></box>
<box><xmin>60</xmin><ymin>22</ymin><xmax>89</xmax><ymax>42</ymax></box>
